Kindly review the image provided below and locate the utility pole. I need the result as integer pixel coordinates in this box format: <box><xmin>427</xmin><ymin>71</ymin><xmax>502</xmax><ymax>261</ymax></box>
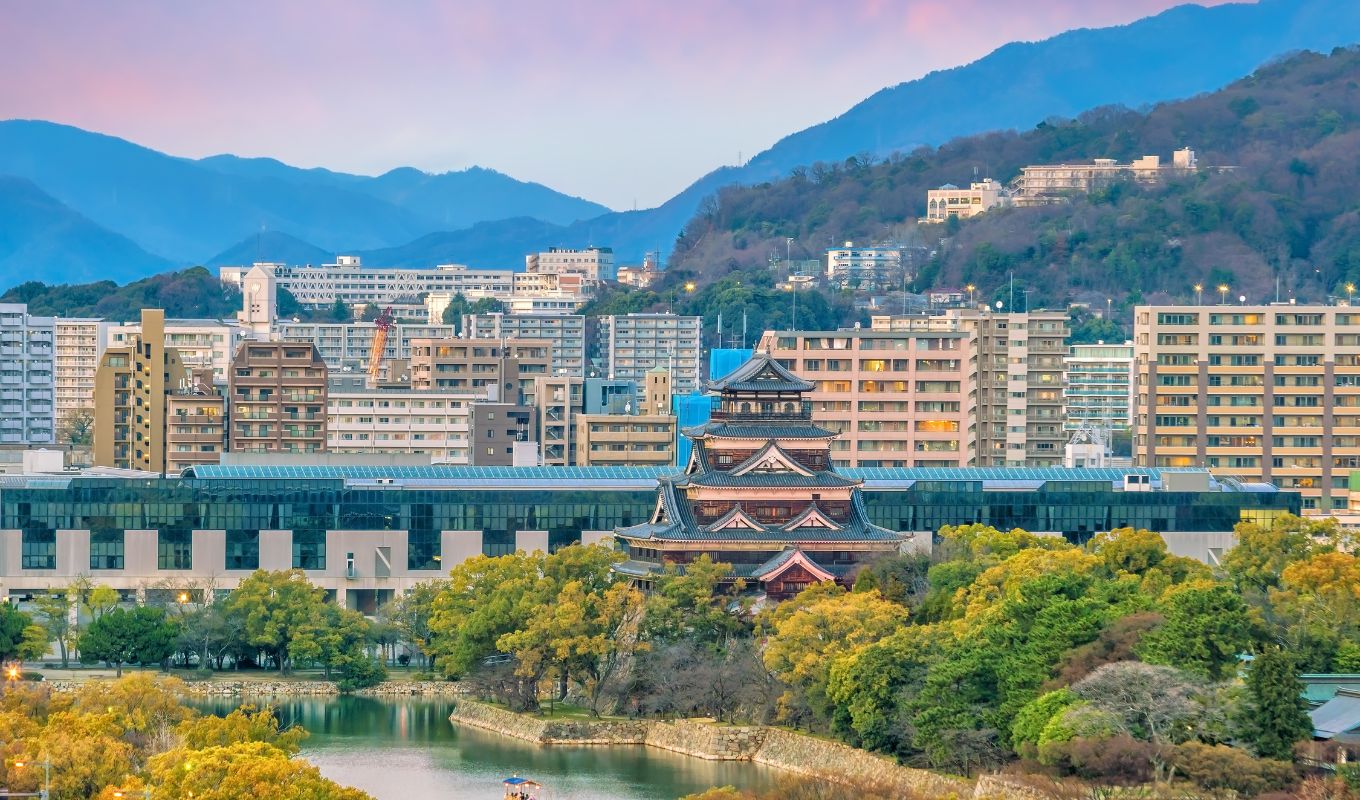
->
<box><xmin>1009</xmin><ymin>270</ymin><xmax>1015</xmax><ymax>313</ymax></box>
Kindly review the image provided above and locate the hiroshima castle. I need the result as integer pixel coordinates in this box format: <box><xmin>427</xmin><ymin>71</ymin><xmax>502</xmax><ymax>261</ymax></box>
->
<box><xmin>616</xmin><ymin>353</ymin><xmax>908</xmax><ymax>599</ymax></box>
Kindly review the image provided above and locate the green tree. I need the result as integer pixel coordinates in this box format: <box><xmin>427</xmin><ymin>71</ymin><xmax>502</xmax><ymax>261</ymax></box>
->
<box><xmin>330</xmin><ymin>297</ymin><xmax>351</xmax><ymax>322</ymax></box>
<box><xmin>642</xmin><ymin>555</ymin><xmax>747</xmax><ymax>645</ymax></box>
<box><xmin>1222</xmin><ymin>513</ymin><xmax>1337</xmax><ymax>594</ymax></box>
<box><xmin>176</xmin><ymin>704</ymin><xmax>307</xmax><ymax>753</ymax></box>
<box><xmin>379</xmin><ymin>581</ymin><xmax>444</xmax><ymax>669</ymax></box>
<box><xmin>32</xmin><ymin>593</ymin><xmax>77</xmax><ymax>666</ymax></box>
<box><xmin>1136</xmin><ymin>581</ymin><xmax>1254</xmax><ymax>680</ymax></box>
<box><xmin>440</xmin><ymin>293</ymin><xmax>471</xmax><ymax>329</ymax></box>
<box><xmin>0</xmin><ymin>602</ymin><xmax>38</xmax><ymax>662</ymax></box>
<box><xmin>292</xmin><ymin>604</ymin><xmax>373</xmax><ymax>679</ymax></box>
<box><xmin>1235</xmin><ymin>647</ymin><xmax>1312</xmax><ymax>760</ymax></box>
<box><xmin>77</xmin><ymin>607</ymin><xmax>179</xmax><ymax>676</ymax></box>
<box><xmin>223</xmin><ymin>569</ymin><xmax>326</xmax><ymax>673</ymax></box>
<box><xmin>428</xmin><ymin>552</ymin><xmax>550</xmax><ymax>677</ymax></box>
<box><xmin>360</xmin><ymin>302</ymin><xmax>381</xmax><ymax>322</ymax></box>
<box><xmin>57</xmin><ymin>408</ymin><xmax>95</xmax><ymax>447</ymax></box>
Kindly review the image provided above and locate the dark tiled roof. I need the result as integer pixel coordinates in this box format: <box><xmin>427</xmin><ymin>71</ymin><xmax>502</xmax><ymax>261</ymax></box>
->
<box><xmin>708</xmin><ymin>353</ymin><xmax>814</xmax><ymax>393</ymax></box>
<box><xmin>679</xmin><ymin>471</ymin><xmax>860</xmax><ymax>489</ymax></box>
<box><xmin>685</xmin><ymin>422</ymin><xmax>839</xmax><ymax>439</ymax></box>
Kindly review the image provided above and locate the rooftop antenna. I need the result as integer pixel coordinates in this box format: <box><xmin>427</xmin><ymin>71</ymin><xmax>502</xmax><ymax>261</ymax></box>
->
<box><xmin>717</xmin><ymin>311</ymin><xmax>722</xmax><ymax>349</ymax></box>
<box><xmin>742</xmin><ymin>311</ymin><xmax>748</xmax><ymax>349</ymax></box>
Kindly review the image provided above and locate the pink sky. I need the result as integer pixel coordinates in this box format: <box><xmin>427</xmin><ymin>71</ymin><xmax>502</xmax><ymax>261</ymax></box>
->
<box><xmin>0</xmin><ymin>0</ymin><xmax>1232</xmax><ymax>208</ymax></box>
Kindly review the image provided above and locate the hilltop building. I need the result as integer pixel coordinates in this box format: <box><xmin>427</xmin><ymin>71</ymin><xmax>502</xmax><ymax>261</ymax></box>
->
<box><xmin>825</xmin><ymin>242</ymin><xmax>902</xmax><ymax>290</ymax></box>
<box><xmin>924</xmin><ymin>178</ymin><xmax>1010</xmax><ymax>223</ymax></box>
<box><xmin>1012</xmin><ymin>148</ymin><xmax>1214</xmax><ymax>205</ymax></box>
<box><xmin>615</xmin><ymin>354</ymin><xmax>908</xmax><ymax>599</ymax></box>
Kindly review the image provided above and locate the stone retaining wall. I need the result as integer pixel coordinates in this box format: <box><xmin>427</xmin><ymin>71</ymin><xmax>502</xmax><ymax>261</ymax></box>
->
<box><xmin>42</xmin><ymin>678</ymin><xmax>465</xmax><ymax>697</ymax></box>
<box><xmin>754</xmin><ymin>728</ymin><xmax>972</xmax><ymax>799</ymax></box>
<box><xmin>449</xmin><ymin>700</ymin><xmax>976</xmax><ymax>797</ymax></box>
<box><xmin>645</xmin><ymin>719</ymin><xmax>765</xmax><ymax>760</ymax></box>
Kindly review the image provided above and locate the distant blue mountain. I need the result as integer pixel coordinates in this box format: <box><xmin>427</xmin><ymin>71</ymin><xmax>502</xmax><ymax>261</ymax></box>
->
<box><xmin>0</xmin><ymin>176</ymin><xmax>171</xmax><ymax>285</ymax></box>
<box><xmin>205</xmin><ymin>230</ymin><xmax>336</xmax><ymax>268</ymax></box>
<box><xmin>454</xmin><ymin>0</ymin><xmax>1360</xmax><ymax>266</ymax></box>
<box><xmin>5</xmin><ymin>0</ymin><xmax>1360</xmax><ymax>284</ymax></box>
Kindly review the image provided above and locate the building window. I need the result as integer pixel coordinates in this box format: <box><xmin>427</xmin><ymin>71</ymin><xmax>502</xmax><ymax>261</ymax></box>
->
<box><xmin>90</xmin><ymin>529</ymin><xmax>125</xmax><ymax>570</ymax></box>
<box><xmin>293</xmin><ymin>529</ymin><xmax>326</xmax><ymax>570</ymax></box>
<box><xmin>226</xmin><ymin>529</ymin><xmax>260</xmax><ymax>571</ymax></box>
<box><xmin>21</xmin><ymin>527</ymin><xmax>56</xmax><ymax>570</ymax></box>
<box><xmin>158</xmin><ymin>529</ymin><xmax>192</xmax><ymax>570</ymax></box>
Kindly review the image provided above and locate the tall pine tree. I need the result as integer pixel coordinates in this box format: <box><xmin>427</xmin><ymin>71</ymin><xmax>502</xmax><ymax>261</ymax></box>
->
<box><xmin>1236</xmin><ymin>646</ymin><xmax>1312</xmax><ymax>760</ymax></box>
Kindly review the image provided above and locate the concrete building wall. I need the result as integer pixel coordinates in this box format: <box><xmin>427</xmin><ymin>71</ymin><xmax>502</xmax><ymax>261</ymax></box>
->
<box><xmin>227</xmin><ymin>341</ymin><xmax>328</xmax><ymax>454</ymax></box>
<box><xmin>759</xmin><ymin>329</ymin><xmax>974</xmax><ymax>468</ymax></box>
<box><xmin>53</xmin><ymin>317</ymin><xmax>109</xmax><ymax>424</ymax></box>
<box><xmin>1135</xmin><ymin>304</ymin><xmax>1360</xmax><ymax>513</ymax></box>
<box><xmin>0</xmin><ymin>303</ymin><xmax>56</xmax><ymax>445</ymax></box>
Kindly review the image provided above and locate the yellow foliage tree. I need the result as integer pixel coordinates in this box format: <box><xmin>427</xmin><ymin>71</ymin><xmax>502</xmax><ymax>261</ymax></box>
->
<box><xmin>145</xmin><ymin>740</ymin><xmax>372</xmax><ymax>800</ymax></box>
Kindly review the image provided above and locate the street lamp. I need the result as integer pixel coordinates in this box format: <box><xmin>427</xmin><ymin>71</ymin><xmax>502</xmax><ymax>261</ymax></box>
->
<box><xmin>1217</xmin><ymin>284</ymin><xmax>1229</xmax><ymax>305</ymax></box>
<box><xmin>966</xmin><ymin>284</ymin><xmax>976</xmax><ymax>305</ymax></box>
<box><xmin>13</xmin><ymin>757</ymin><xmax>51</xmax><ymax>800</ymax></box>
<box><xmin>1347</xmin><ymin>283</ymin><xmax>1356</xmax><ymax>305</ymax></box>
<box><xmin>683</xmin><ymin>282</ymin><xmax>695</xmax><ymax>294</ymax></box>
<box><xmin>1193</xmin><ymin>284</ymin><xmax>1203</xmax><ymax>305</ymax></box>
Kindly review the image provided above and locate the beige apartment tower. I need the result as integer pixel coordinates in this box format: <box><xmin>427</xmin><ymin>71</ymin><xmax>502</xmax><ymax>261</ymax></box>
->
<box><xmin>575</xmin><ymin>367</ymin><xmax>677</xmax><ymax>467</ymax></box>
<box><xmin>93</xmin><ymin>309</ymin><xmax>189</xmax><ymax>472</ymax></box>
<box><xmin>758</xmin><ymin>327</ymin><xmax>974</xmax><ymax>468</ymax></box>
<box><xmin>409</xmin><ymin>338</ymin><xmax>552</xmax><ymax>406</ymax></box>
<box><xmin>228</xmin><ymin>341</ymin><xmax>328</xmax><ymax>454</ymax></box>
<box><xmin>166</xmin><ymin>370</ymin><xmax>226</xmax><ymax>474</ymax></box>
<box><xmin>1135</xmin><ymin>304</ymin><xmax>1360</xmax><ymax>513</ymax></box>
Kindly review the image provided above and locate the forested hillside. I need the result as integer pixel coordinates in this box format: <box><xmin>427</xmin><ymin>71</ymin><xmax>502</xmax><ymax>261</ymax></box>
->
<box><xmin>670</xmin><ymin>47</ymin><xmax>1360</xmax><ymax>311</ymax></box>
<box><xmin>2</xmin><ymin>267</ymin><xmax>240</xmax><ymax>321</ymax></box>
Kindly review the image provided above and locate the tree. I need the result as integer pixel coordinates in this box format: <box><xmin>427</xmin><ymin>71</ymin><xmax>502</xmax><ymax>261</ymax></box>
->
<box><xmin>360</xmin><ymin>302</ymin><xmax>381</xmax><ymax>322</ymax></box>
<box><xmin>1072</xmin><ymin>661</ymin><xmax>1205</xmax><ymax>781</ymax></box>
<box><xmin>330</xmin><ymin>297</ymin><xmax>351</xmax><ymax>322</ymax></box>
<box><xmin>292</xmin><ymin>604</ymin><xmax>373</xmax><ymax>680</ymax></box>
<box><xmin>440</xmin><ymin>292</ymin><xmax>470</xmax><ymax>328</ymax></box>
<box><xmin>761</xmin><ymin>584</ymin><xmax>907</xmax><ymax>729</ymax></box>
<box><xmin>276</xmin><ymin>286</ymin><xmax>303</xmax><ymax>319</ymax></box>
<box><xmin>1235</xmin><ymin>647</ymin><xmax>1312</xmax><ymax>760</ymax></box>
<box><xmin>146</xmin><ymin>740</ymin><xmax>373</xmax><ymax>800</ymax></box>
<box><xmin>642</xmin><ymin>555</ymin><xmax>748</xmax><ymax>645</ymax></box>
<box><xmin>0</xmin><ymin>602</ymin><xmax>37</xmax><ymax>662</ymax></box>
<box><xmin>224</xmin><ymin>569</ymin><xmax>327</xmax><ymax>673</ymax></box>
<box><xmin>77</xmin><ymin>607</ymin><xmax>179</xmax><ymax>676</ymax></box>
<box><xmin>33</xmin><ymin>592</ymin><xmax>75</xmax><ymax>667</ymax></box>
<box><xmin>1222</xmin><ymin>513</ymin><xmax>1338</xmax><ymax>594</ymax></box>
<box><xmin>428</xmin><ymin>552</ymin><xmax>550</xmax><ymax>678</ymax></box>
<box><xmin>1136</xmin><ymin>581</ymin><xmax>1254</xmax><ymax>680</ymax></box>
<box><xmin>177</xmin><ymin>705</ymin><xmax>307</xmax><ymax>753</ymax></box>
<box><xmin>851</xmin><ymin>552</ymin><xmax>931</xmax><ymax>610</ymax></box>
<box><xmin>379</xmin><ymin>581</ymin><xmax>444</xmax><ymax>669</ymax></box>
<box><xmin>57</xmin><ymin>408</ymin><xmax>95</xmax><ymax>447</ymax></box>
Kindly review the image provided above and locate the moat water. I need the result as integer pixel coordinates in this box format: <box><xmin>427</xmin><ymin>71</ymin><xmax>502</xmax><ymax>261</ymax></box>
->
<box><xmin>191</xmin><ymin>695</ymin><xmax>784</xmax><ymax>800</ymax></box>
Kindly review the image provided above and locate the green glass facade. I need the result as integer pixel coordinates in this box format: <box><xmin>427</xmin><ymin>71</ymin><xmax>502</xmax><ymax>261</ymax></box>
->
<box><xmin>0</xmin><ymin>475</ymin><xmax>1300</xmax><ymax>574</ymax></box>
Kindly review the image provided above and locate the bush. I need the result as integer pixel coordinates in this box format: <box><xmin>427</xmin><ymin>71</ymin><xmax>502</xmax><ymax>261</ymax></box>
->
<box><xmin>1171</xmin><ymin>741</ymin><xmax>1297</xmax><ymax>797</ymax></box>
<box><xmin>1039</xmin><ymin>735</ymin><xmax>1157</xmax><ymax>784</ymax></box>
<box><xmin>335</xmin><ymin>654</ymin><xmax>387</xmax><ymax>692</ymax></box>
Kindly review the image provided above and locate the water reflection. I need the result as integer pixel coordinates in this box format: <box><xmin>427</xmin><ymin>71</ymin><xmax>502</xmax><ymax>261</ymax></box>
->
<box><xmin>189</xmin><ymin>696</ymin><xmax>782</xmax><ymax>800</ymax></box>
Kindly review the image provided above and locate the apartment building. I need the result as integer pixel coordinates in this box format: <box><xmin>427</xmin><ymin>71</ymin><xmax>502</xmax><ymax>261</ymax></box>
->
<box><xmin>924</xmin><ymin>178</ymin><xmax>1010</xmax><ymax>223</ymax></box>
<box><xmin>220</xmin><ymin>258</ymin><xmax>519</xmax><ymax>308</ymax></box>
<box><xmin>465</xmin><ymin>313</ymin><xmax>588</xmax><ymax>376</ymax></box>
<box><xmin>825</xmin><ymin>242</ymin><xmax>902</xmax><ymax>290</ymax></box>
<box><xmin>227</xmin><ymin>342</ymin><xmax>328</xmax><ymax>455</ymax></box>
<box><xmin>1134</xmin><ymin>304</ymin><xmax>1360</xmax><ymax>513</ymax></box>
<box><xmin>0</xmin><ymin>304</ymin><xmax>55</xmax><ymax>446</ymax></box>
<box><xmin>943</xmin><ymin>309</ymin><xmax>1068</xmax><ymax>466</ymax></box>
<box><xmin>54</xmin><ymin>317</ymin><xmax>110</xmax><ymax>424</ymax></box>
<box><xmin>408</xmin><ymin>338</ymin><xmax>552</xmax><ymax>407</ymax></box>
<box><xmin>1013</xmin><ymin>148</ymin><xmax>1205</xmax><ymax>206</ymax></box>
<box><xmin>165</xmin><ymin>371</ymin><xmax>226</xmax><ymax>474</ymax></box>
<box><xmin>526</xmin><ymin>246</ymin><xmax>616</xmax><ymax>282</ymax></box>
<box><xmin>1064</xmin><ymin>342</ymin><xmax>1136</xmax><ymax>432</ymax></box>
<box><xmin>327</xmin><ymin>375</ymin><xmax>480</xmax><ymax>464</ymax></box>
<box><xmin>575</xmin><ymin>368</ymin><xmax>676</xmax><ymax>467</ymax></box>
<box><xmin>108</xmin><ymin>318</ymin><xmax>249</xmax><ymax>384</ymax></box>
<box><xmin>279</xmin><ymin>322</ymin><xmax>457</xmax><ymax>371</ymax></box>
<box><xmin>469</xmin><ymin>402</ymin><xmax>536</xmax><ymax>466</ymax></box>
<box><xmin>93</xmin><ymin>309</ymin><xmax>189</xmax><ymax>472</ymax></box>
<box><xmin>535</xmin><ymin>375</ymin><xmax>584</xmax><ymax>467</ymax></box>
<box><xmin>758</xmin><ymin>328</ymin><xmax>974</xmax><ymax>468</ymax></box>
<box><xmin>596</xmin><ymin>314</ymin><xmax>702</xmax><ymax>397</ymax></box>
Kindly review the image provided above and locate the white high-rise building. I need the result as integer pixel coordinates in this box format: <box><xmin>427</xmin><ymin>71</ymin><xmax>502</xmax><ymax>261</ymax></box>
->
<box><xmin>0</xmin><ymin>304</ymin><xmax>56</xmax><ymax>445</ymax></box>
<box><xmin>238</xmin><ymin>264</ymin><xmax>277</xmax><ymax>334</ymax></box>
<box><xmin>1064</xmin><ymin>342</ymin><xmax>1136</xmax><ymax>432</ymax></box>
<box><xmin>106</xmin><ymin>318</ymin><xmax>252</xmax><ymax>384</ymax></box>
<box><xmin>54</xmin><ymin>317</ymin><xmax>110</xmax><ymax>425</ymax></box>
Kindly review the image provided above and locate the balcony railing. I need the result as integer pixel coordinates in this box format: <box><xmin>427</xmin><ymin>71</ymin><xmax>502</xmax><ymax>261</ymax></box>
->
<box><xmin>709</xmin><ymin>399</ymin><xmax>813</xmax><ymax>422</ymax></box>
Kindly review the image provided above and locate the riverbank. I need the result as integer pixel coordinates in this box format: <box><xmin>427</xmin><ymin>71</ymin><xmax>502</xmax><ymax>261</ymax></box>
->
<box><xmin>449</xmin><ymin>698</ymin><xmax>974</xmax><ymax>799</ymax></box>
<box><xmin>37</xmin><ymin>671</ymin><xmax>465</xmax><ymax>697</ymax></box>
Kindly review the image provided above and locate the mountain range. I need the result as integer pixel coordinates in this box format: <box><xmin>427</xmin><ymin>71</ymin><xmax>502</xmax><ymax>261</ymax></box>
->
<box><xmin>4</xmin><ymin>0</ymin><xmax>1360</xmax><ymax>288</ymax></box>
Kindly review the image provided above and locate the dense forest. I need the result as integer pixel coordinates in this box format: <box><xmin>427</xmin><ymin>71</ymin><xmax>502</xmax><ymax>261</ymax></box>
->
<box><xmin>1</xmin><ymin>267</ymin><xmax>241</xmax><ymax>321</ymax></box>
<box><xmin>666</xmin><ymin>47</ymin><xmax>1360</xmax><ymax>316</ymax></box>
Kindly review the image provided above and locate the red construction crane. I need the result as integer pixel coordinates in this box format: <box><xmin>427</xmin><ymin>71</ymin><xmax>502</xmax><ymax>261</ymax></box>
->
<box><xmin>368</xmin><ymin>307</ymin><xmax>396</xmax><ymax>381</ymax></box>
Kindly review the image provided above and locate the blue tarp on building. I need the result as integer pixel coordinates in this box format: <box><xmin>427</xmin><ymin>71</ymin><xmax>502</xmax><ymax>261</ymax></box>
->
<box><xmin>673</xmin><ymin>392</ymin><xmax>713</xmax><ymax>467</ymax></box>
<box><xmin>709</xmin><ymin>348</ymin><xmax>753</xmax><ymax>382</ymax></box>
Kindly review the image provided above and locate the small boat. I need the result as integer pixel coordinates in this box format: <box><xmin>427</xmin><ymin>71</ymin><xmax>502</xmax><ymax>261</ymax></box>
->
<box><xmin>503</xmin><ymin>776</ymin><xmax>544</xmax><ymax>800</ymax></box>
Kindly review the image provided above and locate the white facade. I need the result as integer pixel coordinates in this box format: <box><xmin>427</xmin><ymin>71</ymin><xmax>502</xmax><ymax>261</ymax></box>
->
<box><xmin>106</xmin><ymin>319</ymin><xmax>250</xmax><ymax>384</ymax></box>
<box><xmin>0</xmin><ymin>304</ymin><xmax>56</xmax><ymax>445</ymax></box>
<box><xmin>924</xmin><ymin>178</ymin><xmax>1009</xmax><ymax>223</ymax></box>
<box><xmin>597</xmin><ymin>314</ymin><xmax>702</xmax><ymax>397</ymax></box>
<box><xmin>1064</xmin><ymin>342</ymin><xmax>1136</xmax><ymax>432</ymax></box>
<box><xmin>327</xmin><ymin>381</ymin><xmax>481</xmax><ymax>464</ymax></box>
<box><xmin>466</xmin><ymin>313</ymin><xmax>588</xmax><ymax>377</ymax></box>
<box><xmin>825</xmin><ymin>242</ymin><xmax>902</xmax><ymax>289</ymax></box>
<box><xmin>221</xmin><ymin>259</ymin><xmax>518</xmax><ymax>308</ymax></box>
<box><xmin>526</xmin><ymin>247</ymin><xmax>616</xmax><ymax>282</ymax></box>
<box><xmin>54</xmin><ymin>317</ymin><xmax>110</xmax><ymax>423</ymax></box>
<box><xmin>238</xmin><ymin>265</ymin><xmax>277</xmax><ymax>334</ymax></box>
<box><xmin>279</xmin><ymin>321</ymin><xmax>457</xmax><ymax>370</ymax></box>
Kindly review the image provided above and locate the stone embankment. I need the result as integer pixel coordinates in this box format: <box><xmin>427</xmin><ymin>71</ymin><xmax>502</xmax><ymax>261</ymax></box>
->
<box><xmin>449</xmin><ymin>699</ymin><xmax>974</xmax><ymax>798</ymax></box>
<box><xmin>43</xmin><ymin>678</ymin><xmax>465</xmax><ymax>697</ymax></box>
